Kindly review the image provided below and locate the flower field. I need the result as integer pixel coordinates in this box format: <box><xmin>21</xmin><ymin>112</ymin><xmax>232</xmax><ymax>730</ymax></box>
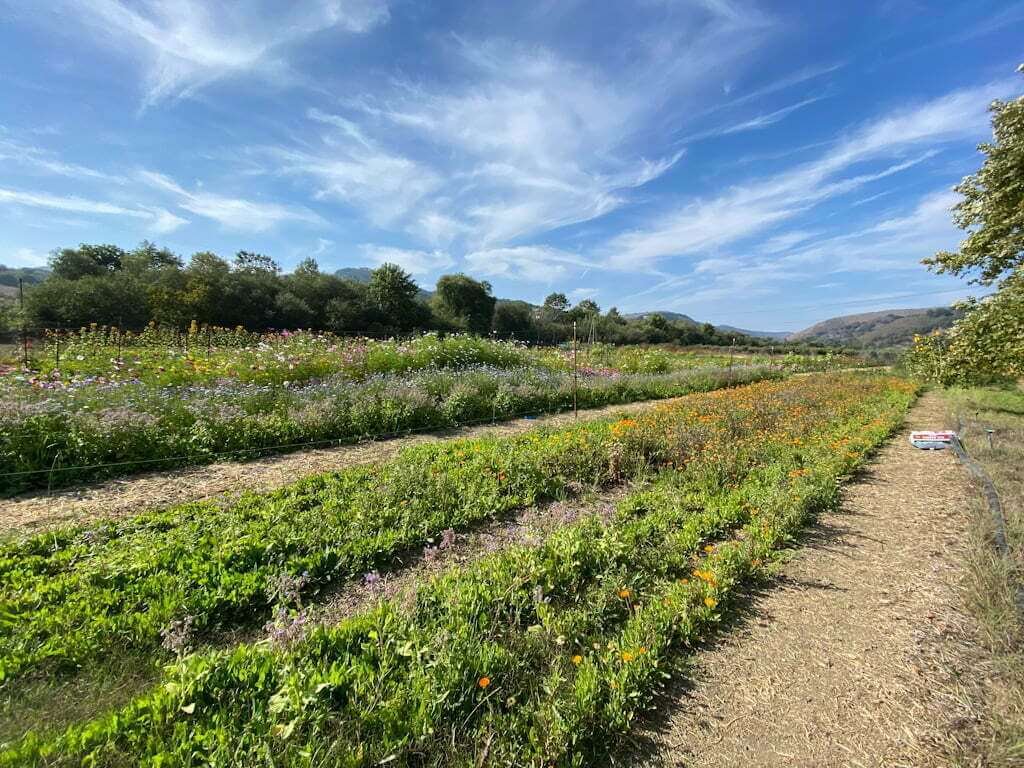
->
<box><xmin>0</xmin><ymin>373</ymin><xmax>917</xmax><ymax>765</ymax></box>
<box><xmin>0</xmin><ymin>332</ymin><xmax>794</xmax><ymax>494</ymax></box>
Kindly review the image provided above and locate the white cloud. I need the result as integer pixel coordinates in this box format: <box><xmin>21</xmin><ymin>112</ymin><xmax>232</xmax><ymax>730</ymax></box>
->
<box><xmin>0</xmin><ymin>186</ymin><xmax>184</xmax><ymax>233</ymax></box>
<box><xmin>6</xmin><ymin>247</ymin><xmax>48</xmax><ymax>267</ymax></box>
<box><xmin>139</xmin><ymin>170</ymin><xmax>322</xmax><ymax>231</ymax></box>
<box><xmin>0</xmin><ymin>137</ymin><xmax>128</xmax><ymax>184</ymax></box>
<box><xmin>681</xmin><ymin>96</ymin><xmax>823</xmax><ymax>141</ymax></box>
<box><xmin>62</xmin><ymin>0</ymin><xmax>390</xmax><ymax>106</ymax></box>
<box><xmin>757</xmin><ymin>230</ymin><xmax>819</xmax><ymax>254</ymax></box>
<box><xmin>307</xmin><ymin>5</ymin><xmax>765</xmax><ymax>250</ymax></box>
<box><xmin>603</xmin><ymin>79</ymin><xmax>1017</xmax><ymax>271</ymax></box>
<box><xmin>569</xmin><ymin>287</ymin><xmax>599</xmax><ymax>301</ymax></box>
<box><xmin>776</xmin><ymin>188</ymin><xmax>961</xmax><ymax>273</ymax></box>
<box><xmin>359</xmin><ymin>244</ymin><xmax>453</xmax><ymax>275</ymax></box>
<box><xmin>463</xmin><ymin>245</ymin><xmax>593</xmax><ymax>283</ymax></box>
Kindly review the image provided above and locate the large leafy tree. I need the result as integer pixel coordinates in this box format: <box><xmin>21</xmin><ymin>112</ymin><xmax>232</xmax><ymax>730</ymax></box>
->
<box><xmin>432</xmin><ymin>273</ymin><xmax>496</xmax><ymax>334</ymax></box>
<box><xmin>492</xmin><ymin>300</ymin><xmax>536</xmax><ymax>339</ymax></box>
<box><xmin>368</xmin><ymin>263</ymin><xmax>426</xmax><ymax>331</ymax></box>
<box><xmin>924</xmin><ymin>88</ymin><xmax>1024</xmax><ymax>284</ymax></box>
<box><xmin>49</xmin><ymin>244</ymin><xmax>127</xmax><ymax>280</ymax></box>
<box><xmin>911</xmin><ymin>78</ymin><xmax>1024</xmax><ymax>382</ymax></box>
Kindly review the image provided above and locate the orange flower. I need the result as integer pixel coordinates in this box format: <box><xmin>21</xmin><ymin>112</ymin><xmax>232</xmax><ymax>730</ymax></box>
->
<box><xmin>478</xmin><ymin>676</ymin><xmax>491</xmax><ymax>689</ymax></box>
<box><xmin>618</xmin><ymin>588</ymin><xmax>632</xmax><ymax>599</ymax></box>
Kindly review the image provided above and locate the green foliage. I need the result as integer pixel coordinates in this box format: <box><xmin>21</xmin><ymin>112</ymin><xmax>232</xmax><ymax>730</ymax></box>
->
<box><xmin>368</xmin><ymin>263</ymin><xmax>424</xmax><ymax>330</ymax></box>
<box><xmin>0</xmin><ymin>374</ymin><xmax>916</xmax><ymax>765</ymax></box>
<box><xmin>492</xmin><ymin>300</ymin><xmax>535</xmax><ymax>340</ymax></box>
<box><xmin>432</xmin><ymin>274</ymin><xmax>496</xmax><ymax>335</ymax></box>
<box><xmin>0</xmin><ymin>339</ymin><xmax>778</xmax><ymax>491</ymax></box>
<box><xmin>906</xmin><ymin>272</ymin><xmax>1024</xmax><ymax>384</ymax></box>
<box><xmin>911</xmin><ymin>84</ymin><xmax>1024</xmax><ymax>384</ymax></box>
<box><xmin>923</xmin><ymin>92</ymin><xmax>1024</xmax><ymax>284</ymax></box>
<box><xmin>0</xmin><ymin>368</ymin><xmax>782</xmax><ymax>682</ymax></box>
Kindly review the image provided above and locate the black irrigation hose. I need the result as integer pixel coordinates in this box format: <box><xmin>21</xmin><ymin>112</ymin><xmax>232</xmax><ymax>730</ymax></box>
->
<box><xmin>950</xmin><ymin>436</ymin><xmax>1010</xmax><ymax>555</ymax></box>
<box><xmin>950</xmin><ymin>433</ymin><xmax>1024</xmax><ymax>615</ymax></box>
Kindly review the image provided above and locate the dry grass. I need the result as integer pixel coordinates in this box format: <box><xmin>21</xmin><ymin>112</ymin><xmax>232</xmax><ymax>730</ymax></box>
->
<box><xmin>943</xmin><ymin>385</ymin><xmax>1024</xmax><ymax>765</ymax></box>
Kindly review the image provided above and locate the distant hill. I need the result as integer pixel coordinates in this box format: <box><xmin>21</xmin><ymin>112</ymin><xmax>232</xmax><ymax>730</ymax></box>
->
<box><xmin>334</xmin><ymin>267</ymin><xmax>374</xmax><ymax>283</ymax></box>
<box><xmin>717</xmin><ymin>324</ymin><xmax>789</xmax><ymax>340</ymax></box>
<box><xmin>788</xmin><ymin>307</ymin><xmax>960</xmax><ymax>347</ymax></box>
<box><xmin>334</xmin><ymin>266</ymin><xmax>434</xmax><ymax>299</ymax></box>
<box><xmin>624</xmin><ymin>311</ymin><xmax>699</xmax><ymax>326</ymax></box>
<box><xmin>0</xmin><ymin>265</ymin><xmax>49</xmax><ymax>289</ymax></box>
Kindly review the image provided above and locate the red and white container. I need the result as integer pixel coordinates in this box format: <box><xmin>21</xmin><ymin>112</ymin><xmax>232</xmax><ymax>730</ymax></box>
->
<box><xmin>909</xmin><ymin>430</ymin><xmax>957</xmax><ymax>450</ymax></box>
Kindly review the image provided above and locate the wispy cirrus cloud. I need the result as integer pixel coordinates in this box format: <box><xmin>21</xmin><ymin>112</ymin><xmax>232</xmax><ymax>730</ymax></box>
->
<box><xmin>604</xmin><ymin>79</ymin><xmax>1017</xmax><ymax>272</ymax></box>
<box><xmin>463</xmin><ymin>245</ymin><xmax>593</xmax><ymax>283</ymax></box>
<box><xmin>359</xmin><ymin>244</ymin><xmax>454</xmax><ymax>275</ymax></box>
<box><xmin>0</xmin><ymin>186</ymin><xmax>186</xmax><ymax>233</ymax></box>
<box><xmin>677</xmin><ymin>95</ymin><xmax>824</xmax><ymax>142</ymax></box>
<box><xmin>0</xmin><ymin>136</ymin><xmax>128</xmax><ymax>184</ymax></box>
<box><xmin>139</xmin><ymin>170</ymin><xmax>323</xmax><ymax>232</ymax></box>
<box><xmin>268</xmin><ymin>2</ymin><xmax>769</xmax><ymax>253</ymax></box>
<box><xmin>57</xmin><ymin>0</ymin><xmax>390</xmax><ymax>106</ymax></box>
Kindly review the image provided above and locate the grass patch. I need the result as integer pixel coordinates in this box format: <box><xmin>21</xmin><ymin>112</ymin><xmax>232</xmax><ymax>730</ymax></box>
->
<box><xmin>946</xmin><ymin>384</ymin><xmax>1024</xmax><ymax>765</ymax></box>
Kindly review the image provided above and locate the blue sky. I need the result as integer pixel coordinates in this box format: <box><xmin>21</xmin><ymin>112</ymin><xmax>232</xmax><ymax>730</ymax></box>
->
<box><xmin>0</xmin><ymin>0</ymin><xmax>1021</xmax><ymax>331</ymax></box>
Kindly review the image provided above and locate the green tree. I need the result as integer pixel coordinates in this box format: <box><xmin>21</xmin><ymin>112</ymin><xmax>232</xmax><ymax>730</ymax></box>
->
<box><xmin>432</xmin><ymin>273</ymin><xmax>496</xmax><ymax>334</ymax></box>
<box><xmin>49</xmin><ymin>244</ymin><xmax>127</xmax><ymax>280</ymax></box>
<box><xmin>911</xmin><ymin>80</ymin><xmax>1024</xmax><ymax>383</ymax></box>
<box><xmin>923</xmin><ymin>89</ymin><xmax>1024</xmax><ymax>284</ymax></box>
<box><xmin>368</xmin><ymin>263</ymin><xmax>424</xmax><ymax>330</ymax></box>
<box><xmin>492</xmin><ymin>300</ymin><xmax>536</xmax><ymax>339</ymax></box>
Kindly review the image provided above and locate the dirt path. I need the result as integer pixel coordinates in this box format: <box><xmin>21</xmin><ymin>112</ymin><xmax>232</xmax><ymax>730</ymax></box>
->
<box><xmin>625</xmin><ymin>391</ymin><xmax>985</xmax><ymax>768</ymax></box>
<box><xmin>0</xmin><ymin>397</ymin><xmax>674</xmax><ymax>536</ymax></box>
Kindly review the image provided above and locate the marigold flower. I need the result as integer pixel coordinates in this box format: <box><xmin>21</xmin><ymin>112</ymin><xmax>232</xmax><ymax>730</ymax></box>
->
<box><xmin>478</xmin><ymin>676</ymin><xmax>491</xmax><ymax>689</ymax></box>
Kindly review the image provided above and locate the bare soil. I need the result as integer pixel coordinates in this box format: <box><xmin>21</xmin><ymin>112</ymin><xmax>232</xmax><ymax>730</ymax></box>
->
<box><xmin>622</xmin><ymin>391</ymin><xmax>995</xmax><ymax>767</ymax></box>
<box><xmin>0</xmin><ymin>397</ymin><xmax>672</xmax><ymax>536</ymax></box>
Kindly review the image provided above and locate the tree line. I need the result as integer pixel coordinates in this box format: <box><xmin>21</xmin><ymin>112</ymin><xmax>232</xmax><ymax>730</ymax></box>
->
<box><xmin>1</xmin><ymin>244</ymin><xmax>782</xmax><ymax>347</ymax></box>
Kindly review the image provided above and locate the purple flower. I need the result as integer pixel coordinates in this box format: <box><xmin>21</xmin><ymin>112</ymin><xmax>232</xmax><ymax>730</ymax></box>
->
<box><xmin>267</xmin><ymin>570</ymin><xmax>311</xmax><ymax>607</ymax></box>
<box><xmin>264</xmin><ymin>606</ymin><xmax>309</xmax><ymax>649</ymax></box>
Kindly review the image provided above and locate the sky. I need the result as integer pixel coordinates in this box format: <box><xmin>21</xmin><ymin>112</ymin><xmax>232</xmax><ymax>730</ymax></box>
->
<box><xmin>0</xmin><ymin>1</ymin><xmax>1021</xmax><ymax>332</ymax></box>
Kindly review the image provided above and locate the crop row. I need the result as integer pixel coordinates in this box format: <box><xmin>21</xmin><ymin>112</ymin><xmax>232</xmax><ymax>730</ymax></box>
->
<box><xmin>2</xmin><ymin>371</ymin><xmax>861</xmax><ymax>684</ymax></box>
<box><xmin>0</xmin><ymin>364</ymin><xmax>776</xmax><ymax>494</ymax></box>
<box><xmin>2</xmin><ymin>374</ymin><xmax>916</xmax><ymax>765</ymax></box>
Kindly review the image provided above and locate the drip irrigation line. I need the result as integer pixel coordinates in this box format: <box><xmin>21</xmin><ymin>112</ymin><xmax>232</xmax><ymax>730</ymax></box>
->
<box><xmin>949</xmin><ymin>431</ymin><xmax>1024</xmax><ymax>615</ymax></box>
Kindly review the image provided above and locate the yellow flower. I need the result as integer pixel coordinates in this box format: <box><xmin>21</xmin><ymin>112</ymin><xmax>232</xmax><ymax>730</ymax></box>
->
<box><xmin>704</xmin><ymin>597</ymin><xmax>718</xmax><ymax>609</ymax></box>
<box><xmin>621</xmin><ymin>651</ymin><xmax>635</xmax><ymax>662</ymax></box>
<box><xmin>618</xmin><ymin>588</ymin><xmax>631</xmax><ymax>599</ymax></box>
<box><xmin>571</xmin><ymin>655</ymin><xmax>583</xmax><ymax>666</ymax></box>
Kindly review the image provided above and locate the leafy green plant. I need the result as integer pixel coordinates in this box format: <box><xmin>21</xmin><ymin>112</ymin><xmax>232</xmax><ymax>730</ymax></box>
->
<box><xmin>0</xmin><ymin>374</ymin><xmax>916</xmax><ymax>766</ymax></box>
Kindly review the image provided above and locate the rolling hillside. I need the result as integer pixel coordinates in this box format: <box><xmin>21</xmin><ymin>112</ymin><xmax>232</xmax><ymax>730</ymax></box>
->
<box><xmin>788</xmin><ymin>307</ymin><xmax>959</xmax><ymax>347</ymax></box>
